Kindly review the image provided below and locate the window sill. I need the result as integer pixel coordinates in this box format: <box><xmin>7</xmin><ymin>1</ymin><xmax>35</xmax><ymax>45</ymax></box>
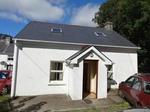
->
<box><xmin>48</xmin><ymin>82</ymin><xmax>66</xmax><ymax>86</ymax></box>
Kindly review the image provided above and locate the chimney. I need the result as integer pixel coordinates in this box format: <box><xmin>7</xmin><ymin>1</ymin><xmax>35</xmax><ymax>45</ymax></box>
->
<box><xmin>104</xmin><ymin>22</ymin><xmax>113</xmax><ymax>30</ymax></box>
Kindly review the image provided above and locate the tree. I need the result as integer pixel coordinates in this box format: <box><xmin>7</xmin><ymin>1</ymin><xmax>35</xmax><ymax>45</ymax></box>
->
<box><xmin>93</xmin><ymin>0</ymin><xmax>150</xmax><ymax>72</ymax></box>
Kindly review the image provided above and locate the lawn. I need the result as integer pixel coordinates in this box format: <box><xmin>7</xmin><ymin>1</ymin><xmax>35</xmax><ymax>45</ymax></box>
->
<box><xmin>0</xmin><ymin>95</ymin><xmax>11</xmax><ymax>112</ymax></box>
<box><xmin>0</xmin><ymin>95</ymin><xmax>9</xmax><ymax>102</ymax></box>
<box><xmin>63</xmin><ymin>101</ymin><xmax>130</xmax><ymax>112</ymax></box>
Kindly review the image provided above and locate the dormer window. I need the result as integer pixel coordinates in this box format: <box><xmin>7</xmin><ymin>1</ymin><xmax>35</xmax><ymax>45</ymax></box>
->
<box><xmin>94</xmin><ymin>32</ymin><xmax>106</xmax><ymax>37</ymax></box>
<box><xmin>51</xmin><ymin>28</ymin><xmax>62</xmax><ymax>33</ymax></box>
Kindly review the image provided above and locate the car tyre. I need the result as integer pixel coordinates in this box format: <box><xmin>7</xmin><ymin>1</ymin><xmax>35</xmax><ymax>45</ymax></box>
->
<box><xmin>135</xmin><ymin>102</ymin><xmax>142</xmax><ymax>108</ymax></box>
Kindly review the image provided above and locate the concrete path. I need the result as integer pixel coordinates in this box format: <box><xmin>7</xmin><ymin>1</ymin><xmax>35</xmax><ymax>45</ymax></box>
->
<box><xmin>11</xmin><ymin>90</ymin><xmax>124</xmax><ymax>112</ymax></box>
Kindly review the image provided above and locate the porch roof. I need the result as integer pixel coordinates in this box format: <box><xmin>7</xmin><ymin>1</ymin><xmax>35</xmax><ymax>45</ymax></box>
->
<box><xmin>66</xmin><ymin>46</ymin><xmax>113</xmax><ymax>65</ymax></box>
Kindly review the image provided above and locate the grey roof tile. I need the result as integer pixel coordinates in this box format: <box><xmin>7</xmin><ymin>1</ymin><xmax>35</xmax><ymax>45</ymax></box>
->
<box><xmin>16</xmin><ymin>21</ymin><xmax>137</xmax><ymax>48</ymax></box>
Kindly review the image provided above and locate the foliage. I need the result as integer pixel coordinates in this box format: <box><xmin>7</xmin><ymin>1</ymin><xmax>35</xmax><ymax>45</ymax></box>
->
<box><xmin>93</xmin><ymin>0</ymin><xmax>150</xmax><ymax>72</ymax></box>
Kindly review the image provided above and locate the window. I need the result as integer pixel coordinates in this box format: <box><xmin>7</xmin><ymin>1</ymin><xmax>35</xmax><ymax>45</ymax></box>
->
<box><xmin>125</xmin><ymin>76</ymin><xmax>135</xmax><ymax>86</ymax></box>
<box><xmin>7</xmin><ymin>65</ymin><xmax>13</xmax><ymax>71</ymax></box>
<box><xmin>144</xmin><ymin>81</ymin><xmax>150</xmax><ymax>94</ymax></box>
<box><xmin>107</xmin><ymin>65</ymin><xmax>113</xmax><ymax>79</ymax></box>
<box><xmin>94</xmin><ymin>32</ymin><xmax>106</xmax><ymax>37</ymax></box>
<box><xmin>8</xmin><ymin>57</ymin><xmax>13</xmax><ymax>61</ymax></box>
<box><xmin>51</xmin><ymin>28</ymin><xmax>62</xmax><ymax>33</ymax></box>
<box><xmin>132</xmin><ymin>78</ymin><xmax>142</xmax><ymax>91</ymax></box>
<box><xmin>50</xmin><ymin>61</ymin><xmax>63</xmax><ymax>81</ymax></box>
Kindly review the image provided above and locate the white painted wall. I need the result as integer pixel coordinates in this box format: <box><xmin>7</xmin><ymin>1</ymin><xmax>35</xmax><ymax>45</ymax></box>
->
<box><xmin>103</xmin><ymin>52</ymin><xmax>138</xmax><ymax>88</ymax></box>
<box><xmin>15</xmin><ymin>47</ymin><xmax>78</xmax><ymax>96</ymax></box>
<box><xmin>0</xmin><ymin>54</ymin><xmax>13</xmax><ymax>70</ymax></box>
<box><xmin>68</xmin><ymin>62</ymin><xmax>83</xmax><ymax>100</ymax></box>
<box><xmin>98</xmin><ymin>61</ymin><xmax>107</xmax><ymax>98</ymax></box>
<box><xmin>0</xmin><ymin>55</ymin><xmax>7</xmax><ymax>70</ymax></box>
<box><xmin>14</xmin><ymin>42</ymin><xmax>137</xmax><ymax>100</ymax></box>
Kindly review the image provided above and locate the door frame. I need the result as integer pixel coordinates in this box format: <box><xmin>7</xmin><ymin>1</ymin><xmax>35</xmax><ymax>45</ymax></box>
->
<box><xmin>82</xmin><ymin>60</ymin><xmax>98</xmax><ymax>99</ymax></box>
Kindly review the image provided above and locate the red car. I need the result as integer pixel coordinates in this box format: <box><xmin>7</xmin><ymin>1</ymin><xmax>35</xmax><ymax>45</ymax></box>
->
<box><xmin>0</xmin><ymin>70</ymin><xmax>12</xmax><ymax>95</ymax></box>
<box><xmin>118</xmin><ymin>73</ymin><xmax>150</xmax><ymax>108</ymax></box>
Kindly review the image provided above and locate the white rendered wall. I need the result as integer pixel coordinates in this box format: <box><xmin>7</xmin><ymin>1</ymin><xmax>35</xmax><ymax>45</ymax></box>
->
<box><xmin>0</xmin><ymin>55</ymin><xmax>7</xmax><ymax>70</ymax></box>
<box><xmin>98</xmin><ymin>61</ymin><xmax>107</xmax><ymax>98</ymax></box>
<box><xmin>15</xmin><ymin>47</ymin><xmax>78</xmax><ymax>96</ymax></box>
<box><xmin>103</xmin><ymin>52</ymin><xmax>138</xmax><ymax>88</ymax></box>
<box><xmin>68</xmin><ymin>62</ymin><xmax>83</xmax><ymax>100</ymax></box>
<box><xmin>14</xmin><ymin>43</ymin><xmax>137</xmax><ymax>100</ymax></box>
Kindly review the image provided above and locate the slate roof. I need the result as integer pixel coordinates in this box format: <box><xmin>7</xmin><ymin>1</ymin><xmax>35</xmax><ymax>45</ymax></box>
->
<box><xmin>0</xmin><ymin>43</ymin><xmax>14</xmax><ymax>56</ymax></box>
<box><xmin>16</xmin><ymin>21</ymin><xmax>137</xmax><ymax>48</ymax></box>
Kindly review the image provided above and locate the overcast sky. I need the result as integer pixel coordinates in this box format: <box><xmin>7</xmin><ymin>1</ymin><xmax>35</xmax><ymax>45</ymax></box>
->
<box><xmin>0</xmin><ymin>0</ymin><xmax>105</xmax><ymax>36</ymax></box>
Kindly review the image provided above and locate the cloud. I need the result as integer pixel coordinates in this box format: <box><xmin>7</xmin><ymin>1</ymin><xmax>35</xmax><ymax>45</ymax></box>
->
<box><xmin>0</xmin><ymin>0</ymin><xmax>65</xmax><ymax>22</ymax></box>
<box><xmin>70</xmin><ymin>3</ymin><xmax>99</xmax><ymax>27</ymax></box>
<box><xmin>0</xmin><ymin>12</ymin><xmax>25</xmax><ymax>22</ymax></box>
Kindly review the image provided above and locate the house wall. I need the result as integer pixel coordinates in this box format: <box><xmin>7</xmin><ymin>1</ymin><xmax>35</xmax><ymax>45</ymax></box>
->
<box><xmin>0</xmin><ymin>55</ymin><xmax>7</xmax><ymax>70</ymax></box>
<box><xmin>13</xmin><ymin>42</ymin><xmax>137</xmax><ymax>100</ymax></box>
<box><xmin>68</xmin><ymin>62</ymin><xmax>83</xmax><ymax>100</ymax></box>
<box><xmin>15</xmin><ymin>46</ymin><xmax>79</xmax><ymax>96</ymax></box>
<box><xmin>103</xmin><ymin>52</ymin><xmax>138</xmax><ymax>88</ymax></box>
<box><xmin>0</xmin><ymin>54</ymin><xmax>13</xmax><ymax>70</ymax></box>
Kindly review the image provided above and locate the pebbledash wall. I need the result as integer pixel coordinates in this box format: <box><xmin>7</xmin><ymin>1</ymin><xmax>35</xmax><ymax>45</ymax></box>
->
<box><xmin>12</xmin><ymin>42</ymin><xmax>137</xmax><ymax>100</ymax></box>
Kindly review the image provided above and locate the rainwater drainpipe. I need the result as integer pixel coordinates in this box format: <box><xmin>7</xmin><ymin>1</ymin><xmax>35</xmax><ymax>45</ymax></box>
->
<box><xmin>11</xmin><ymin>39</ymin><xmax>19</xmax><ymax>97</ymax></box>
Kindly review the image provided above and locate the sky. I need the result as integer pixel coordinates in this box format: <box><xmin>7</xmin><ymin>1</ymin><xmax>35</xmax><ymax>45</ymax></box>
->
<box><xmin>0</xmin><ymin>0</ymin><xmax>105</xmax><ymax>37</ymax></box>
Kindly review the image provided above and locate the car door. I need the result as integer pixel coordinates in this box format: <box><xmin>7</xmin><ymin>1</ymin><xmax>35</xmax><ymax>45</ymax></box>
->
<box><xmin>123</xmin><ymin>76</ymin><xmax>135</xmax><ymax>101</ymax></box>
<box><xmin>130</xmin><ymin>77</ymin><xmax>142</xmax><ymax>106</ymax></box>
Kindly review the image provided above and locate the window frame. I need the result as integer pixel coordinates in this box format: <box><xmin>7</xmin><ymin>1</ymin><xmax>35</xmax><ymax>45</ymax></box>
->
<box><xmin>49</xmin><ymin>61</ymin><xmax>64</xmax><ymax>83</ymax></box>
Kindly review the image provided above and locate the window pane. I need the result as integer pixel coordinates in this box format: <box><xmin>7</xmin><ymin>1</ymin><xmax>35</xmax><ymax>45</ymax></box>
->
<box><xmin>50</xmin><ymin>72</ymin><xmax>63</xmax><ymax>81</ymax></box>
<box><xmin>51</xmin><ymin>62</ymin><xmax>63</xmax><ymax>70</ymax></box>
<box><xmin>132</xmin><ymin>82</ymin><xmax>141</xmax><ymax>91</ymax></box>
<box><xmin>144</xmin><ymin>82</ymin><xmax>150</xmax><ymax>94</ymax></box>
<box><xmin>125</xmin><ymin>77</ymin><xmax>135</xmax><ymax>84</ymax></box>
<box><xmin>50</xmin><ymin>61</ymin><xmax>63</xmax><ymax>81</ymax></box>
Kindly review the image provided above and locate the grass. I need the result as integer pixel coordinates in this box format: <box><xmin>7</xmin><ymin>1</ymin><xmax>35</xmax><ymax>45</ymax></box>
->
<box><xmin>0</xmin><ymin>95</ymin><xmax>11</xmax><ymax>112</ymax></box>
<box><xmin>0</xmin><ymin>95</ymin><xmax>9</xmax><ymax>102</ymax></box>
<box><xmin>63</xmin><ymin>101</ymin><xmax>130</xmax><ymax>112</ymax></box>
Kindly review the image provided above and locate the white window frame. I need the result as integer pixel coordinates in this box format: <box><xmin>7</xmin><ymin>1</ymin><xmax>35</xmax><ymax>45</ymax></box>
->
<box><xmin>49</xmin><ymin>61</ymin><xmax>65</xmax><ymax>85</ymax></box>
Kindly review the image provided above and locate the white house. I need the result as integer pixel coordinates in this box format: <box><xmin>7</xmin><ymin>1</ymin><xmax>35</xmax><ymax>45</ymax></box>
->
<box><xmin>11</xmin><ymin>21</ymin><xmax>138</xmax><ymax>100</ymax></box>
<box><xmin>0</xmin><ymin>34</ymin><xmax>14</xmax><ymax>70</ymax></box>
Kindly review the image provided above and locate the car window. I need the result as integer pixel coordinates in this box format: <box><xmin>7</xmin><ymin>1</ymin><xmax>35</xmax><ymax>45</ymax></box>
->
<box><xmin>0</xmin><ymin>72</ymin><xmax>6</xmax><ymax>79</ymax></box>
<box><xmin>144</xmin><ymin>82</ymin><xmax>150</xmax><ymax>94</ymax></box>
<box><xmin>132</xmin><ymin>78</ymin><xmax>142</xmax><ymax>91</ymax></box>
<box><xmin>125</xmin><ymin>76</ymin><xmax>135</xmax><ymax>86</ymax></box>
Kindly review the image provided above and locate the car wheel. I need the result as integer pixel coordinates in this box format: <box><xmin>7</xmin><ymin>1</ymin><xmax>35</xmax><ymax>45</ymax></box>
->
<box><xmin>135</xmin><ymin>102</ymin><xmax>142</xmax><ymax>108</ymax></box>
<box><xmin>1</xmin><ymin>87</ymin><xmax>8</xmax><ymax>95</ymax></box>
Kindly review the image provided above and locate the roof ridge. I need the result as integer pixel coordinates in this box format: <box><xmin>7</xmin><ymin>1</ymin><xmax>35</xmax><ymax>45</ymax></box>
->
<box><xmin>31</xmin><ymin>21</ymin><xmax>100</xmax><ymax>29</ymax></box>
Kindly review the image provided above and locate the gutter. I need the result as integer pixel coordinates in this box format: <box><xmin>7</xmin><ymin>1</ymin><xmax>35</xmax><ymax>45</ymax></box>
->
<box><xmin>14</xmin><ymin>38</ymin><xmax>140</xmax><ymax>50</ymax></box>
